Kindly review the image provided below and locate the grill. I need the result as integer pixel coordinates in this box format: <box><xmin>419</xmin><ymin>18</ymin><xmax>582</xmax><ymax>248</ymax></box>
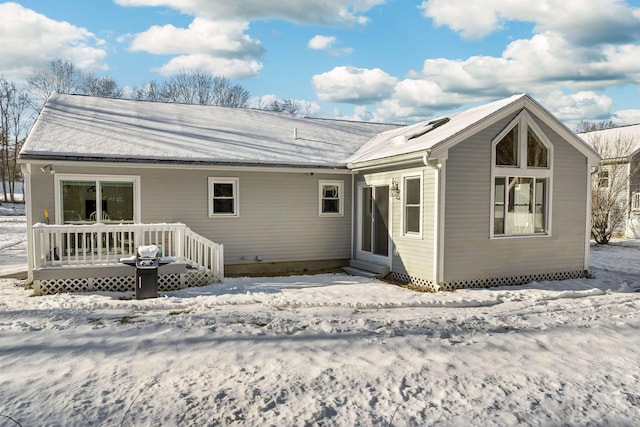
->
<box><xmin>121</xmin><ymin>245</ymin><xmax>173</xmax><ymax>299</ymax></box>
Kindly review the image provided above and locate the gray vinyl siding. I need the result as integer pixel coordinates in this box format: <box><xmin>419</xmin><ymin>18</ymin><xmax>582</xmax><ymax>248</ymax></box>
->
<box><xmin>354</xmin><ymin>165</ymin><xmax>436</xmax><ymax>281</ymax></box>
<box><xmin>30</xmin><ymin>164</ymin><xmax>353</xmax><ymax>265</ymax></box>
<box><xmin>442</xmin><ymin>111</ymin><xmax>588</xmax><ymax>282</ymax></box>
<box><xmin>29</xmin><ymin>168</ymin><xmax>57</xmax><ymax>225</ymax></box>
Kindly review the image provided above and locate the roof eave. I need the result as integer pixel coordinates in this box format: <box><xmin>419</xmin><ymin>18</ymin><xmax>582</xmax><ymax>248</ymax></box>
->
<box><xmin>18</xmin><ymin>154</ymin><xmax>351</xmax><ymax>172</ymax></box>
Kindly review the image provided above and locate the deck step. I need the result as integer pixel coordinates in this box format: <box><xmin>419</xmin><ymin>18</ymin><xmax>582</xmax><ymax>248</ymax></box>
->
<box><xmin>345</xmin><ymin>260</ymin><xmax>390</xmax><ymax>277</ymax></box>
<box><xmin>342</xmin><ymin>266</ymin><xmax>383</xmax><ymax>278</ymax></box>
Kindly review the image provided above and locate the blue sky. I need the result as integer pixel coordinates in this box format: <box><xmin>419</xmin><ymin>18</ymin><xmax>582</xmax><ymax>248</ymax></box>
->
<box><xmin>2</xmin><ymin>0</ymin><xmax>640</xmax><ymax>127</ymax></box>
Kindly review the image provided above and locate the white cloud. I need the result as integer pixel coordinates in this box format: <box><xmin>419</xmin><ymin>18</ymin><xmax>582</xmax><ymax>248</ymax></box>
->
<box><xmin>412</xmin><ymin>32</ymin><xmax>640</xmax><ymax>97</ymax></box>
<box><xmin>420</xmin><ymin>0</ymin><xmax>640</xmax><ymax>44</ymax></box>
<box><xmin>335</xmin><ymin>105</ymin><xmax>373</xmax><ymax>122</ymax></box>
<box><xmin>116</xmin><ymin>0</ymin><xmax>383</xmax><ymax>26</ymax></box>
<box><xmin>312</xmin><ymin>66</ymin><xmax>397</xmax><ymax>103</ymax></box>
<box><xmin>308</xmin><ymin>35</ymin><xmax>336</xmax><ymax>50</ymax></box>
<box><xmin>128</xmin><ymin>17</ymin><xmax>263</xmax><ymax>78</ymax></box>
<box><xmin>613</xmin><ymin>109</ymin><xmax>640</xmax><ymax>125</ymax></box>
<box><xmin>153</xmin><ymin>54</ymin><xmax>262</xmax><ymax>79</ymax></box>
<box><xmin>308</xmin><ymin>35</ymin><xmax>353</xmax><ymax>56</ymax></box>
<box><xmin>0</xmin><ymin>2</ymin><xmax>107</xmax><ymax>82</ymax></box>
<box><xmin>539</xmin><ymin>90</ymin><xmax>613</xmax><ymax>123</ymax></box>
<box><xmin>130</xmin><ymin>18</ymin><xmax>263</xmax><ymax>57</ymax></box>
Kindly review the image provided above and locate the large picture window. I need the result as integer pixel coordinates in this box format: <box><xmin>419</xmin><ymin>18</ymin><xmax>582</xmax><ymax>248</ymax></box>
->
<box><xmin>494</xmin><ymin>177</ymin><xmax>547</xmax><ymax>235</ymax></box>
<box><xmin>491</xmin><ymin>111</ymin><xmax>552</xmax><ymax>237</ymax></box>
<box><xmin>57</xmin><ymin>175</ymin><xmax>138</xmax><ymax>224</ymax></box>
<box><xmin>209</xmin><ymin>177</ymin><xmax>239</xmax><ymax>217</ymax></box>
<box><xmin>319</xmin><ymin>180</ymin><xmax>344</xmax><ymax>217</ymax></box>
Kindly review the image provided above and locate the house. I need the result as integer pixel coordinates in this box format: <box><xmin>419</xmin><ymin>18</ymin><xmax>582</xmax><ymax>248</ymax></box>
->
<box><xmin>19</xmin><ymin>93</ymin><xmax>600</xmax><ymax>294</ymax></box>
<box><xmin>577</xmin><ymin>124</ymin><xmax>640</xmax><ymax>239</ymax></box>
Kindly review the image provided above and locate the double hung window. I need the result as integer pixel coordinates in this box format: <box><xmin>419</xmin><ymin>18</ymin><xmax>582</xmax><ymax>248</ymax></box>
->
<box><xmin>209</xmin><ymin>177</ymin><xmax>239</xmax><ymax>217</ymax></box>
<box><xmin>403</xmin><ymin>175</ymin><xmax>422</xmax><ymax>236</ymax></box>
<box><xmin>319</xmin><ymin>180</ymin><xmax>344</xmax><ymax>216</ymax></box>
<box><xmin>492</xmin><ymin>112</ymin><xmax>552</xmax><ymax>236</ymax></box>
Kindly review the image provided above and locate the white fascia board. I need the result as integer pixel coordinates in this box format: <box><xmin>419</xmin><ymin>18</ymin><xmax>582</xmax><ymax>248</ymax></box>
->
<box><xmin>18</xmin><ymin>159</ymin><xmax>354</xmax><ymax>175</ymax></box>
<box><xmin>348</xmin><ymin>152</ymin><xmax>428</xmax><ymax>171</ymax></box>
<box><xmin>520</xmin><ymin>97</ymin><xmax>601</xmax><ymax>166</ymax></box>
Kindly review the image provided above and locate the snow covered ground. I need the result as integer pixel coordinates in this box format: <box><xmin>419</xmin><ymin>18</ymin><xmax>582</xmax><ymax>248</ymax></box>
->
<box><xmin>1</xmin><ymin>211</ymin><xmax>640</xmax><ymax>426</ymax></box>
<box><xmin>0</xmin><ymin>203</ymin><xmax>27</xmax><ymax>278</ymax></box>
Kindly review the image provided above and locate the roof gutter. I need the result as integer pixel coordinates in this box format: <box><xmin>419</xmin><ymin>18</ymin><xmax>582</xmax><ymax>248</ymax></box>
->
<box><xmin>348</xmin><ymin>152</ymin><xmax>427</xmax><ymax>171</ymax></box>
<box><xmin>18</xmin><ymin>156</ymin><xmax>354</xmax><ymax>175</ymax></box>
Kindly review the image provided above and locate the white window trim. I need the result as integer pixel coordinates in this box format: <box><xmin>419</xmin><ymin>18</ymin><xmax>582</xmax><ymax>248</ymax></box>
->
<box><xmin>54</xmin><ymin>174</ymin><xmax>141</xmax><ymax>224</ymax></box>
<box><xmin>208</xmin><ymin>177</ymin><xmax>239</xmax><ymax>218</ymax></box>
<box><xmin>490</xmin><ymin>111</ymin><xmax>553</xmax><ymax>238</ymax></box>
<box><xmin>632</xmin><ymin>192</ymin><xmax>640</xmax><ymax>212</ymax></box>
<box><xmin>401</xmin><ymin>173</ymin><xmax>423</xmax><ymax>238</ymax></box>
<box><xmin>319</xmin><ymin>180</ymin><xmax>344</xmax><ymax>217</ymax></box>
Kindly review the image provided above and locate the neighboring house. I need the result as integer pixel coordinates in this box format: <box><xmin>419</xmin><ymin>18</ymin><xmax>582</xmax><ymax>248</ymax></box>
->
<box><xmin>577</xmin><ymin>124</ymin><xmax>640</xmax><ymax>239</ymax></box>
<box><xmin>19</xmin><ymin>93</ymin><xmax>600</xmax><ymax>294</ymax></box>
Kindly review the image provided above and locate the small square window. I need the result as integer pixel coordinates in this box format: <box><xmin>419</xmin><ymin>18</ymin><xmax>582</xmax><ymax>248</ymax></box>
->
<box><xmin>319</xmin><ymin>180</ymin><xmax>343</xmax><ymax>216</ymax></box>
<box><xmin>209</xmin><ymin>177</ymin><xmax>239</xmax><ymax>217</ymax></box>
<box><xmin>598</xmin><ymin>170</ymin><xmax>609</xmax><ymax>188</ymax></box>
<box><xmin>633</xmin><ymin>192</ymin><xmax>640</xmax><ymax>211</ymax></box>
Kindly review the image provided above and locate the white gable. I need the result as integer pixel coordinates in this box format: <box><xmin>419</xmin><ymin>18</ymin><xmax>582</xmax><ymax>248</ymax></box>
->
<box><xmin>347</xmin><ymin>94</ymin><xmax>527</xmax><ymax>166</ymax></box>
<box><xmin>348</xmin><ymin>94</ymin><xmax>600</xmax><ymax>169</ymax></box>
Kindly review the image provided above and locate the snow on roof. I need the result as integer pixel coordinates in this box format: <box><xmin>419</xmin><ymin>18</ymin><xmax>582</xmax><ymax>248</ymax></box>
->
<box><xmin>577</xmin><ymin>123</ymin><xmax>640</xmax><ymax>158</ymax></box>
<box><xmin>347</xmin><ymin>94</ymin><xmax>529</xmax><ymax>165</ymax></box>
<box><xmin>20</xmin><ymin>93</ymin><xmax>400</xmax><ymax>168</ymax></box>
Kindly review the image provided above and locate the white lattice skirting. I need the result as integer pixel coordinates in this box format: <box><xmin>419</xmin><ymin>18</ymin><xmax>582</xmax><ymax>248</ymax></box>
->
<box><xmin>388</xmin><ymin>270</ymin><xmax>589</xmax><ymax>292</ymax></box>
<box><xmin>36</xmin><ymin>271</ymin><xmax>220</xmax><ymax>295</ymax></box>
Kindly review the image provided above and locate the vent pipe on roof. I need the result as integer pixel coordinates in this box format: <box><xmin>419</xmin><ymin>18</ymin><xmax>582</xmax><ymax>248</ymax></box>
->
<box><xmin>294</xmin><ymin>127</ymin><xmax>298</xmax><ymax>139</ymax></box>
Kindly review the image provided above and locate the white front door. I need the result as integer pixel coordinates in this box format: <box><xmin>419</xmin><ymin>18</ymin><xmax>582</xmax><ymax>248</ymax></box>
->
<box><xmin>357</xmin><ymin>184</ymin><xmax>391</xmax><ymax>265</ymax></box>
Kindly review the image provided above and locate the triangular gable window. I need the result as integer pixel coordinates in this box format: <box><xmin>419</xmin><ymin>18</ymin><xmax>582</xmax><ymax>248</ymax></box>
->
<box><xmin>527</xmin><ymin>126</ymin><xmax>548</xmax><ymax>167</ymax></box>
<box><xmin>495</xmin><ymin>124</ymin><xmax>519</xmax><ymax>166</ymax></box>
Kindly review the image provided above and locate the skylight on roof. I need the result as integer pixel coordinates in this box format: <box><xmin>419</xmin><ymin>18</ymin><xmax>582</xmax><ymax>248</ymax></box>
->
<box><xmin>408</xmin><ymin>117</ymin><xmax>450</xmax><ymax>141</ymax></box>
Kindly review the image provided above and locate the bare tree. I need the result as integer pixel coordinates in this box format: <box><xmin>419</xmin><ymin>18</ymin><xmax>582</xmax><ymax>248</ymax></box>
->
<box><xmin>132</xmin><ymin>72</ymin><xmax>249</xmax><ymax>108</ymax></box>
<box><xmin>585</xmin><ymin>131</ymin><xmax>639</xmax><ymax>243</ymax></box>
<box><xmin>215</xmin><ymin>76</ymin><xmax>249</xmax><ymax>108</ymax></box>
<box><xmin>82</xmin><ymin>74</ymin><xmax>124</xmax><ymax>98</ymax></box>
<box><xmin>132</xmin><ymin>80</ymin><xmax>165</xmax><ymax>102</ymax></box>
<box><xmin>266</xmin><ymin>97</ymin><xmax>300</xmax><ymax>116</ymax></box>
<box><xmin>27</xmin><ymin>59</ymin><xmax>84</xmax><ymax>104</ymax></box>
<box><xmin>0</xmin><ymin>78</ymin><xmax>31</xmax><ymax>203</ymax></box>
<box><xmin>576</xmin><ymin>120</ymin><xmax>617</xmax><ymax>133</ymax></box>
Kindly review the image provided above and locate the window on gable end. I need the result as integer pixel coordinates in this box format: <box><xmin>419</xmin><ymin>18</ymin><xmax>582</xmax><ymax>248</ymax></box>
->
<box><xmin>495</xmin><ymin>124</ymin><xmax>519</xmax><ymax>166</ymax></box>
<box><xmin>491</xmin><ymin>111</ymin><xmax>553</xmax><ymax>237</ymax></box>
<box><xmin>527</xmin><ymin>126</ymin><xmax>548</xmax><ymax>167</ymax></box>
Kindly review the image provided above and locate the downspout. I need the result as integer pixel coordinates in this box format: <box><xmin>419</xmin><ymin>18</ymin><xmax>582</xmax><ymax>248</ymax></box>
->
<box><xmin>350</xmin><ymin>172</ymin><xmax>355</xmax><ymax>262</ymax></box>
<box><xmin>585</xmin><ymin>164</ymin><xmax>600</xmax><ymax>273</ymax></box>
<box><xmin>422</xmin><ymin>150</ymin><xmax>443</xmax><ymax>290</ymax></box>
<box><xmin>21</xmin><ymin>164</ymin><xmax>34</xmax><ymax>284</ymax></box>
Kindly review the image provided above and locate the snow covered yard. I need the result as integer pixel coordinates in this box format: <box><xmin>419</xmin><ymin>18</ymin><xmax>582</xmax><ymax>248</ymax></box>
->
<box><xmin>1</xmin><ymin>214</ymin><xmax>640</xmax><ymax>426</ymax></box>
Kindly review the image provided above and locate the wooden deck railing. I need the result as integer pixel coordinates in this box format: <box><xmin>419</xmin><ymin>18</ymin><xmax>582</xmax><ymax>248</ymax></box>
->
<box><xmin>32</xmin><ymin>222</ymin><xmax>223</xmax><ymax>280</ymax></box>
